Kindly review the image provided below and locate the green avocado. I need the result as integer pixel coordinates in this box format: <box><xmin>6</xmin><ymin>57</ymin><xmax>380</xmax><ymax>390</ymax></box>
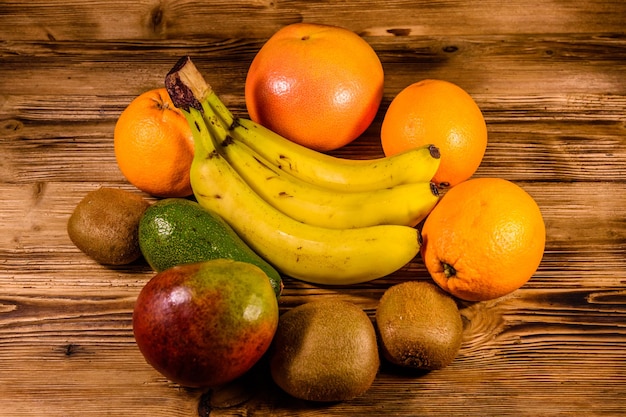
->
<box><xmin>138</xmin><ymin>198</ymin><xmax>282</xmax><ymax>297</ymax></box>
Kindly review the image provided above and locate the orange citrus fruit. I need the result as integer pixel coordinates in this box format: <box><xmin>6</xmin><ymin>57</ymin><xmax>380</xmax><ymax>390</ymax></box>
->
<box><xmin>114</xmin><ymin>88</ymin><xmax>194</xmax><ymax>198</ymax></box>
<box><xmin>381</xmin><ymin>79</ymin><xmax>488</xmax><ymax>188</ymax></box>
<box><xmin>245</xmin><ymin>23</ymin><xmax>384</xmax><ymax>152</ymax></box>
<box><xmin>420</xmin><ymin>178</ymin><xmax>546</xmax><ymax>301</ymax></box>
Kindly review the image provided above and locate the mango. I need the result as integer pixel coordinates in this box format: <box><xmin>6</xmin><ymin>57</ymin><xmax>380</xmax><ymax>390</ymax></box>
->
<box><xmin>132</xmin><ymin>259</ymin><xmax>279</xmax><ymax>388</ymax></box>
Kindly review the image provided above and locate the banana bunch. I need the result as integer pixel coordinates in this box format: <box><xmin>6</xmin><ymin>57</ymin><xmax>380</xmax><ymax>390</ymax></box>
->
<box><xmin>164</xmin><ymin>56</ymin><xmax>441</xmax><ymax>285</ymax></box>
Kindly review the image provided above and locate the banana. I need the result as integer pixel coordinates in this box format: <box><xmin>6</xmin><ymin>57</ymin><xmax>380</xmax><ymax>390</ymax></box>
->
<box><xmin>164</xmin><ymin>57</ymin><xmax>421</xmax><ymax>285</ymax></box>
<box><xmin>204</xmin><ymin>84</ymin><xmax>441</xmax><ymax>192</ymax></box>
<box><xmin>210</xmin><ymin>122</ymin><xmax>440</xmax><ymax>229</ymax></box>
<box><xmin>189</xmin><ymin>106</ymin><xmax>419</xmax><ymax>284</ymax></box>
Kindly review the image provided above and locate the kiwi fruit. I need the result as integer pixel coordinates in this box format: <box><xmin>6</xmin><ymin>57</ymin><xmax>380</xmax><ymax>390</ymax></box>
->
<box><xmin>269</xmin><ymin>299</ymin><xmax>379</xmax><ymax>402</ymax></box>
<box><xmin>375</xmin><ymin>281</ymin><xmax>463</xmax><ymax>370</ymax></box>
<box><xmin>67</xmin><ymin>187</ymin><xmax>150</xmax><ymax>265</ymax></box>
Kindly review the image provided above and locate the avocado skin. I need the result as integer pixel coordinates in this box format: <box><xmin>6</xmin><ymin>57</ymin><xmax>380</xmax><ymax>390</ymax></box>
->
<box><xmin>138</xmin><ymin>198</ymin><xmax>282</xmax><ymax>297</ymax></box>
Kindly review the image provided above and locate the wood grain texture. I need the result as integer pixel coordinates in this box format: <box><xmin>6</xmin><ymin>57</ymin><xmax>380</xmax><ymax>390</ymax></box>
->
<box><xmin>1</xmin><ymin>1</ymin><xmax>625</xmax><ymax>416</ymax></box>
<box><xmin>1</xmin><ymin>0</ymin><xmax>626</xmax><ymax>40</ymax></box>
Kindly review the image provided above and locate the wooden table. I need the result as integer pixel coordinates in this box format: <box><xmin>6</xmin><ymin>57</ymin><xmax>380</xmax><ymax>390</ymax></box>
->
<box><xmin>1</xmin><ymin>1</ymin><xmax>625</xmax><ymax>416</ymax></box>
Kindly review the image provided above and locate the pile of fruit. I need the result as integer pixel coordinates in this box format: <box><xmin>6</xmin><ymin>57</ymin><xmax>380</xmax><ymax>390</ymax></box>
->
<box><xmin>67</xmin><ymin>23</ymin><xmax>546</xmax><ymax>402</ymax></box>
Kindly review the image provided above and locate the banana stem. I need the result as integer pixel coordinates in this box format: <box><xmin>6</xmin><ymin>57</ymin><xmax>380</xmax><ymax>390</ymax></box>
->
<box><xmin>165</xmin><ymin>55</ymin><xmax>241</xmax><ymax>160</ymax></box>
<box><xmin>165</xmin><ymin>55</ymin><xmax>236</xmax><ymax>127</ymax></box>
<box><xmin>165</xmin><ymin>56</ymin><xmax>232</xmax><ymax>160</ymax></box>
<box><xmin>165</xmin><ymin>56</ymin><xmax>212</xmax><ymax>111</ymax></box>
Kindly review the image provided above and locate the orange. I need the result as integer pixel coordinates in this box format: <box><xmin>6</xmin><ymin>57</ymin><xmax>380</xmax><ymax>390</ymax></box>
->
<box><xmin>381</xmin><ymin>79</ymin><xmax>487</xmax><ymax>188</ymax></box>
<box><xmin>245</xmin><ymin>23</ymin><xmax>384</xmax><ymax>152</ymax></box>
<box><xmin>114</xmin><ymin>88</ymin><xmax>194</xmax><ymax>198</ymax></box>
<box><xmin>420</xmin><ymin>178</ymin><xmax>546</xmax><ymax>302</ymax></box>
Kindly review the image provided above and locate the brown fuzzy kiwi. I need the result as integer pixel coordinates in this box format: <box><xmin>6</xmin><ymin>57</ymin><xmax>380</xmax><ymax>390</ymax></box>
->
<box><xmin>67</xmin><ymin>187</ymin><xmax>149</xmax><ymax>265</ymax></box>
<box><xmin>376</xmin><ymin>281</ymin><xmax>463</xmax><ymax>370</ymax></box>
<box><xmin>269</xmin><ymin>299</ymin><xmax>379</xmax><ymax>402</ymax></box>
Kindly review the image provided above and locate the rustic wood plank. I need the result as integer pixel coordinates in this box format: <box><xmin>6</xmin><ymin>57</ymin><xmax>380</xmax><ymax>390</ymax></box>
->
<box><xmin>0</xmin><ymin>353</ymin><xmax>203</xmax><ymax>417</ymax></box>
<box><xmin>2</xmin><ymin>96</ymin><xmax>625</xmax><ymax>184</ymax></box>
<box><xmin>1</xmin><ymin>0</ymin><xmax>625</xmax><ymax>41</ymax></box>
<box><xmin>1</xmin><ymin>179</ymin><xmax>625</xmax><ymax>248</ymax></box>
<box><xmin>1</xmin><ymin>283</ymin><xmax>625</xmax><ymax>415</ymax></box>
<box><xmin>1</xmin><ymin>180</ymin><xmax>624</xmax><ymax>297</ymax></box>
<box><xmin>2</xmin><ymin>34</ymin><xmax>626</xmax><ymax>96</ymax></box>
<box><xmin>1</xmin><ymin>36</ymin><xmax>625</xmax><ymax>184</ymax></box>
